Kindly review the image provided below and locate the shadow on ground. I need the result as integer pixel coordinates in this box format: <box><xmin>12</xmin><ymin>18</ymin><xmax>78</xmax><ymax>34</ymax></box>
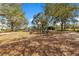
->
<box><xmin>0</xmin><ymin>32</ymin><xmax>79</xmax><ymax>56</ymax></box>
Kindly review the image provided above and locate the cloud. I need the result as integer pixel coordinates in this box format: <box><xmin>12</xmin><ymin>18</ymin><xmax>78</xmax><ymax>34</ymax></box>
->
<box><xmin>75</xmin><ymin>17</ymin><xmax>79</xmax><ymax>21</ymax></box>
<box><xmin>28</xmin><ymin>18</ymin><xmax>33</xmax><ymax>26</ymax></box>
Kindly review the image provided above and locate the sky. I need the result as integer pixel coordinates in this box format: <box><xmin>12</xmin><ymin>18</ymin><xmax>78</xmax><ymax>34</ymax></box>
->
<box><xmin>21</xmin><ymin>3</ymin><xmax>44</xmax><ymax>26</ymax></box>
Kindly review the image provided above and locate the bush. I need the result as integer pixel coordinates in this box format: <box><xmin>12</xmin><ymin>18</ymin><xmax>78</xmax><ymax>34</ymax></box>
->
<box><xmin>47</xmin><ymin>26</ymin><xmax>55</xmax><ymax>30</ymax></box>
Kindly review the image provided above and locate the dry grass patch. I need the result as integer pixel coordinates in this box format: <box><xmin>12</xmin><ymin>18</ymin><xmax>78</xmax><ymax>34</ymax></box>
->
<box><xmin>0</xmin><ymin>32</ymin><xmax>36</xmax><ymax>44</ymax></box>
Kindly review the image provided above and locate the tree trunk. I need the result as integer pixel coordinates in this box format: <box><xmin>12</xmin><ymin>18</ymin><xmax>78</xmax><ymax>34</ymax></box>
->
<box><xmin>61</xmin><ymin>21</ymin><xmax>64</xmax><ymax>31</ymax></box>
<box><xmin>64</xmin><ymin>22</ymin><xmax>66</xmax><ymax>31</ymax></box>
<box><xmin>11</xmin><ymin>22</ymin><xmax>14</xmax><ymax>31</ymax></box>
<box><xmin>73</xmin><ymin>24</ymin><xmax>75</xmax><ymax>31</ymax></box>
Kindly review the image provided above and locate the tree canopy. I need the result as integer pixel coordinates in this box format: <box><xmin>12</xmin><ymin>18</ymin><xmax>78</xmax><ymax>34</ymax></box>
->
<box><xmin>44</xmin><ymin>3</ymin><xmax>79</xmax><ymax>31</ymax></box>
<box><xmin>0</xmin><ymin>3</ymin><xmax>28</xmax><ymax>31</ymax></box>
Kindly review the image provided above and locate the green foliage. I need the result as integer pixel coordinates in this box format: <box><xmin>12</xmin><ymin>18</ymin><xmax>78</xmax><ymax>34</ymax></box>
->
<box><xmin>0</xmin><ymin>3</ymin><xmax>28</xmax><ymax>31</ymax></box>
<box><xmin>44</xmin><ymin>3</ymin><xmax>79</xmax><ymax>31</ymax></box>
<box><xmin>32</xmin><ymin>13</ymin><xmax>49</xmax><ymax>34</ymax></box>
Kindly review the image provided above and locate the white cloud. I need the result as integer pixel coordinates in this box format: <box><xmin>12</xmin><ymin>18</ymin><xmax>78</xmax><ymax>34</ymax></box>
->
<box><xmin>75</xmin><ymin>17</ymin><xmax>79</xmax><ymax>21</ymax></box>
<box><xmin>28</xmin><ymin>18</ymin><xmax>33</xmax><ymax>26</ymax></box>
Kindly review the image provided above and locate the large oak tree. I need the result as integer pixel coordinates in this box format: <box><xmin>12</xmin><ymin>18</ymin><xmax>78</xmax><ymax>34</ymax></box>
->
<box><xmin>0</xmin><ymin>3</ymin><xmax>28</xmax><ymax>31</ymax></box>
<box><xmin>44</xmin><ymin>3</ymin><xmax>79</xmax><ymax>31</ymax></box>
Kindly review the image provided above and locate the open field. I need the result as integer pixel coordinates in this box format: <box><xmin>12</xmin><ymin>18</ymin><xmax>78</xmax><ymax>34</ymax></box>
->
<box><xmin>0</xmin><ymin>32</ymin><xmax>79</xmax><ymax>56</ymax></box>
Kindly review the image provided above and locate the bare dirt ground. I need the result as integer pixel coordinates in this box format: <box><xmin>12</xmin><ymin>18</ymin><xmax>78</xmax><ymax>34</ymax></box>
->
<box><xmin>0</xmin><ymin>31</ymin><xmax>79</xmax><ymax>56</ymax></box>
<box><xmin>0</xmin><ymin>32</ymin><xmax>36</xmax><ymax>45</ymax></box>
